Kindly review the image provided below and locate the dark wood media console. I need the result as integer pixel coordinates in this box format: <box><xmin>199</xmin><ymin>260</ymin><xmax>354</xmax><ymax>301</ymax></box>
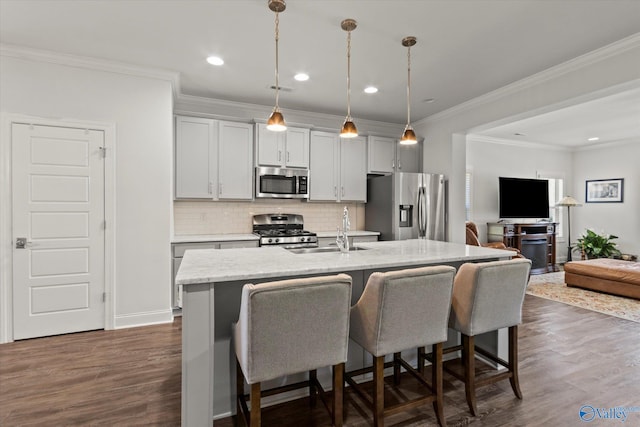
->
<box><xmin>487</xmin><ymin>222</ymin><xmax>557</xmax><ymax>274</ymax></box>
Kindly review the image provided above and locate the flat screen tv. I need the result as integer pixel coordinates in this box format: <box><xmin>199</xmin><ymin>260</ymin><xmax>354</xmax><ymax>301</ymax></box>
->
<box><xmin>499</xmin><ymin>177</ymin><xmax>549</xmax><ymax>219</ymax></box>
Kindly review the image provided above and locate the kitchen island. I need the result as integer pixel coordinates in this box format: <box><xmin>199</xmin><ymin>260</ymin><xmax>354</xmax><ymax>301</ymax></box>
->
<box><xmin>176</xmin><ymin>239</ymin><xmax>515</xmax><ymax>426</ymax></box>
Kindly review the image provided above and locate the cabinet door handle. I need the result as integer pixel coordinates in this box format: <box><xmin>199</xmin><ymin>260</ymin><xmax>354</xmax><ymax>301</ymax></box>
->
<box><xmin>278</xmin><ymin>150</ymin><xmax>281</xmax><ymax>162</ymax></box>
<box><xmin>287</xmin><ymin>151</ymin><xmax>290</xmax><ymax>162</ymax></box>
<box><xmin>342</xmin><ymin>186</ymin><xmax>345</xmax><ymax>197</ymax></box>
<box><xmin>219</xmin><ymin>183</ymin><xmax>223</xmax><ymax>195</ymax></box>
<box><xmin>398</xmin><ymin>161</ymin><xmax>402</xmax><ymax>170</ymax></box>
<box><xmin>208</xmin><ymin>182</ymin><xmax>213</xmax><ymax>194</ymax></box>
<box><xmin>334</xmin><ymin>186</ymin><xmax>337</xmax><ymax>197</ymax></box>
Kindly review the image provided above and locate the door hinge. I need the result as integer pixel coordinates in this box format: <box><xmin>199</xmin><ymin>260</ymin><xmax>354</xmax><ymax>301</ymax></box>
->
<box><xmin>99</xmin><ymin>146</ymin><xmax>106</xmax><ymax>158</ymax></box>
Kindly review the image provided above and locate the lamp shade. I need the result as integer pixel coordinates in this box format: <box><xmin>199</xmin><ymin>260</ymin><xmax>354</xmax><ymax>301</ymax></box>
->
<box><xmin>266</xmin><ymin>109</ymin><xmax>286</xmax><ymax>132</ymax></box>
<box><xmin>555</xmin><ymin>196</ymin><xmax>582</xmax><ymax>207</ymax></box>
<box><xmin>340</xmin><ymin>119</ymin><xmax>358</xmax><ymax>138</ymax></box>
<box><xmin>400</xmin><ymin>125</ymin><xmax>417</xmax><ymax>145</ymax></box>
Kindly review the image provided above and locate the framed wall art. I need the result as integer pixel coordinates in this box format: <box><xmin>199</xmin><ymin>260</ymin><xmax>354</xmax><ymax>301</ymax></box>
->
<box><xmin>585</xmin><ymin>178</ymin><xmax>624</xmax><ymax>203</ymax></box>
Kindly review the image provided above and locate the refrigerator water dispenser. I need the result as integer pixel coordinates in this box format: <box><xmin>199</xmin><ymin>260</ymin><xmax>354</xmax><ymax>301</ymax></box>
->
<box><xmin>399</xmin><ymin>205</ymin><xmax>413</xmax><ymax>227</ymax></box>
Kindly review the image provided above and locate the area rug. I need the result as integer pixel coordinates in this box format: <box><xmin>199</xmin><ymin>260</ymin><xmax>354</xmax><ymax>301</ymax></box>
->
<box><xmin>526</xmin><ymin>271</ymin><xmax>640</xmax><ymax>323</ymax></box>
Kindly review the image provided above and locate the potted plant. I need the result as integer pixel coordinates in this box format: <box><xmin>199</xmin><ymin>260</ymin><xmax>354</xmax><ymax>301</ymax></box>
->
<box><xmin>572</xmin><ymin>229</ymin><xmax>621</xmax><ymax>259</ymax></box>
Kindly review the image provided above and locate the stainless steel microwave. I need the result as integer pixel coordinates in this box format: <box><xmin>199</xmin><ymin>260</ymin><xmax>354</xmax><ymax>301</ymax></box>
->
<box><xmin>255</xmin><ymin>167</ymin><xmax>309</xmax><ymax>199</ymax></box>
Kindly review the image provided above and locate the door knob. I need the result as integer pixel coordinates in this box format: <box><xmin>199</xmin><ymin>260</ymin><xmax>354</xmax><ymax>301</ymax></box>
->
<box><xmin>16</xmin><ymin>238</ymin><xmax>32</xmax><ymax>249</ymax></box>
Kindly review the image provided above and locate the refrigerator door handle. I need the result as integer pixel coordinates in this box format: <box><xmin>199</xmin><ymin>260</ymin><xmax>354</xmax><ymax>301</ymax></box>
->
<box><xmin>417</xmin><ymin>186</ymin><xmax>426</xmax><ymax>238</ymax></box>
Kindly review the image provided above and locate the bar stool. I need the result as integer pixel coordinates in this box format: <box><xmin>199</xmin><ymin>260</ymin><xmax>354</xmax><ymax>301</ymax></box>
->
<box><xmin>446</xmin><ymin>258</ymin><xmax>531</xmax><ymax>416</ymax></box>
<box><xmin>233</xmin><ymin>274</ymin><xmax>352</xmax><ymax>427</ymax></box>
<box><xmin>346</xmin><ymin>266</ymin><xmax>456</xmax><ymax>427</ymax></box>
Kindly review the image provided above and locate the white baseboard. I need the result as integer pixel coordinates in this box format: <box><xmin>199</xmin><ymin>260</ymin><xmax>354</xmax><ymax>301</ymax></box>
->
<box><xmin>113</xmin><ymin>309</ymin><xmax>174</xmax><ymax>329</ymax></box>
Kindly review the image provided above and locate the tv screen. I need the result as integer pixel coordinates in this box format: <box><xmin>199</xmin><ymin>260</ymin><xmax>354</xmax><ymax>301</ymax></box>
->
<box><xmin>499</xmin><ymin>177</ymin><xmax>549</xmax><ymax>219</ymax></box>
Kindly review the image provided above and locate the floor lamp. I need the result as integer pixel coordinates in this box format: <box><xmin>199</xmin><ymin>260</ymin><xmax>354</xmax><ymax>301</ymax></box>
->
<box><xmin>556</xmin><ymin>196</ymin><xmax>582</xmax><ymax>262</ymax></box>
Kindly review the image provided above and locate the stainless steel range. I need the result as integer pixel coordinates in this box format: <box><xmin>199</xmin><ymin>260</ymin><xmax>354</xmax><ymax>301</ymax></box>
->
<box><xmin>252</xmin><ymin>214</ymin><xmax>318</xmax><ymax>248</ymax></box>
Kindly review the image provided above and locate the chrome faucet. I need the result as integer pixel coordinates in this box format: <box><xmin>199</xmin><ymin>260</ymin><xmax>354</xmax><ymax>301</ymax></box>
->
<box><xmin>336</xmin><ymin>206</ymin><xmax>350</xmax><ymax>253</ymax></box>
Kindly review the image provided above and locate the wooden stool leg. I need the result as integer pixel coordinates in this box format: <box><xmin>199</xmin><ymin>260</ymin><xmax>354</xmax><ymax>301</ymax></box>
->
<box><xmin>333</xmin><ymin>363</ymin><xmax>344</xmax><ymax>427</ymax></box>
<box><xmin>463</xmin><ymin>334</ymin><xmax>478</xmax><ymax>416</ymax></box>
<box><xmin>393</xmin><ymin>352</ymin><xmax>401</xmax><ymax>385</ymax></box>
<box><xmin>508</xmin><ymin>325</ymin><xmax>523</xmax><ymax>399</ymax></box>
<box><xmin>236</xmin><ymin>359</ymin><xmax>245</xmax><ymax>427</ymax></box>
<box><xmin>250</xmin><ymin>382</ymin><xmax>261</xmax><ymax>427</ymax></box>
<box><xmin>373</xmin><ymin>355</ymin><xmax>385</xmax><ymax>427</ymax></box>
<box><xmin>431</xmin><ymin>343</ymin><xmax>447</xmax><ymax>427</ymax></box>
<box><xmin>417</xmin><ymin>346</ymin><xmax>426</xmax><ymax>376</ymax></box>
<box><xmin>310</xmin><ymin>369</ymin><xmax>318</xmax><ymax>407</ymax></box>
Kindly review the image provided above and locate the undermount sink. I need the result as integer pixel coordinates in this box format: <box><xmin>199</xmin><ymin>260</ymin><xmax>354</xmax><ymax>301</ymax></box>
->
<box><xmin>287</xmin><ymin>246</ymin><xmax>369</xmax><ymax>255</ymax></box>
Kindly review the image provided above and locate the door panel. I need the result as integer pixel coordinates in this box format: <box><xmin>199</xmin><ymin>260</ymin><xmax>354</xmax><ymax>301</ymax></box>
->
<box><xmin>12</xmin><ymin>123</ymin><xmax>105</xmax><ymax>340</ymax></box>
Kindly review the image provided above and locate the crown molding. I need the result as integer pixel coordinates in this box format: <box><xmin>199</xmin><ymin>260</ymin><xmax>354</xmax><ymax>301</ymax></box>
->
<box><xmin>175</xmin><ymin>93</ymin><xmax>403</xmax><ymax>135</ymax></box>
<box><xmin>0</xmin><ymin>43</ymin><xmax>181</xmax><ymax>98</ymax></box>
<box><xmin>467</xmin><ymin>134</ymin><xmax>572</xmax><ymax>152</ymax></box>
<box><xmin>419</xmin><ymin>32</ymin><xmax>640</xmax><ymax>125</ymax></box>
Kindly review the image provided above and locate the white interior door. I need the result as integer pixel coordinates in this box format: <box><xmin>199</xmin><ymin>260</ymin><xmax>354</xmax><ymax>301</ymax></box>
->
<box><xmin>12</xmin><ymin>123</ymin><xmax>105</xmax><ymax>340</ymax></box>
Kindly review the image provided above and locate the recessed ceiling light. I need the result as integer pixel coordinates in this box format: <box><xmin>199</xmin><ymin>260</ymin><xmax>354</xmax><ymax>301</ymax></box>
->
<box><xmin>206</xmin><ymin>56</ymin><xmax>224</xmax><ymax>66</ymax></box>
<box><xmin>364</xmin><ymin>86</ymin><xmax>378</xmax><ymax>94</ymax></box>
<box><xmin>422</xmin><ymin>98</ymin><xmax>435</xmax><ymax>103</ymax></box>
<box><xmin>294</xmin><ymin>73</ymin><xmax>309</xmax><ymax>81</ymax></box>
<box><xmin>587</xmin><ymin>137</ymin><xmax>600</xmax><ymax>141</ymax></box>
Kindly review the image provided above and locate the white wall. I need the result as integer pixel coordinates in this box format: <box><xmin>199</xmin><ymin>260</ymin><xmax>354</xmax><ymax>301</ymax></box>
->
<box><xmin>415</xmin><ymin>35</ymin><xmax>640</xmax><ymax>244</ymax></box>
<box><xmin>466</xmin><ymin>138</ymin><xmax>573</xmax><ymax>242</ymax></box>
<box><xmin>572</xmin><ymin>140</ymin><xmax>639</xmax><ymax>256</ymax></box>
<box><xmin>0</xmin><ymin>53</ymin><xmax>174</xmax><ymax>337</ymax></box>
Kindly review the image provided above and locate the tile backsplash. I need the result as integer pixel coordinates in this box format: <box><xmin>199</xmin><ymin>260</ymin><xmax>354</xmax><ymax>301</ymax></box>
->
<box><xmin>174</xmin><ymin>200</ymin><xmax>366</xmax><ymax>235</ymax></box>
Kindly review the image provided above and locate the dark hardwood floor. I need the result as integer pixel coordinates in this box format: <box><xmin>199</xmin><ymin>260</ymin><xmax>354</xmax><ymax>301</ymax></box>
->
<box><xmin>2</xmin><ymin>295</ymin><xmax>639</xmax><ymax>426</ymax></box>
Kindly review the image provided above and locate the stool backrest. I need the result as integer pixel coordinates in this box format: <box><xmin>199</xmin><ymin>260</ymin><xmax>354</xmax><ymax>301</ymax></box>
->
<box><xmin>351</xmin><ymin>266</ymin><xmax>456</xmax><ymax>357</ymax></box>
<box><xmin>450</xmin><ymin>258</ymin><xmax>532</xmax><ymax>336</ymax></box>
<box><xmin>235</xmin><ymin>274</ymin><xmax>352</xmax><ymax>384</ymax></box>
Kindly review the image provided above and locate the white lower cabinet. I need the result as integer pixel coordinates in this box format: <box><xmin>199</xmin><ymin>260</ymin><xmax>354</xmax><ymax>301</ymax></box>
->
<box><xmin>171</xmin><ymin>239</ymin><xmax>259</xmax><ymax>308</ymax></box>
<box><xmin>309</xmin><ymin>131</ymin><xmax>366</xmax><ymax>202</ymax></box>
<box><xmin>175</xmin><ymin>115</ymin><xmax>253</xmax><ymax>200</ymax></box>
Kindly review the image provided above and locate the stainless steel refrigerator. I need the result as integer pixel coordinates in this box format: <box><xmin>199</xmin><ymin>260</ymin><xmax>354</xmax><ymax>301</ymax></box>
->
<box><xmin>365</xmin><ymin>173</ymin><xmax>446</xmax><ymax>241</ymax></box>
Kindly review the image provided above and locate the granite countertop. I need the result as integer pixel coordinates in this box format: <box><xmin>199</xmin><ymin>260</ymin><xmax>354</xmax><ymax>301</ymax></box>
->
<box><xmin>176</xmin><ymin>239</ymin><xmax>515</xmax><ymax>285</ymax></box>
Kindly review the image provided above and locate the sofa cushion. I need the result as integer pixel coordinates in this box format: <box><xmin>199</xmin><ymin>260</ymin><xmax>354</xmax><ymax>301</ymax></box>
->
<box><xmin>564</xmin><ymin>259</ymin><xmax>640</xmax><ymax>286</ymax></box>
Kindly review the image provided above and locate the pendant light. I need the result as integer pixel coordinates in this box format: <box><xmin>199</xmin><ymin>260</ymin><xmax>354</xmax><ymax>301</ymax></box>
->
<box><xmin>340</xmin><ymin>19</ymin><xmax>358</xmax><ymax>138</ymax></box>
<box><xmin>266</xmin><ymin>0</ymin><xmax>287</xmax><ymax>131</ymax></box>
<box><xmin>400</xmin><ymin>36</ymin><xmax>418</xmax><ymax>145</ymax></box>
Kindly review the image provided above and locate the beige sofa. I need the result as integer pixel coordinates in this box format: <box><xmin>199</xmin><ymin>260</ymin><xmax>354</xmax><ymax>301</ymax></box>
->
<box><xmin>564</xmin><ymin>258</ymin><xmax>640</xmax><ymax>300</ymax></box>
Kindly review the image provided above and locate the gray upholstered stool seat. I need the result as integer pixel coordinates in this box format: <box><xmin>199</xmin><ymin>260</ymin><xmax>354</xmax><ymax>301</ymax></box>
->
<box><xmin>445</xmin><ymin>258</ymin><xmax>531</xmax><ymax>416</ymax></box>
<box><xmin>346</xmin><ymin>266</ymin><xmax>456</xmax><ymax>427</ymax></box>
<box><xmin>233</xmin><ymin>274</ymin><xmax>352</xmax><ymax>427</ymax></box>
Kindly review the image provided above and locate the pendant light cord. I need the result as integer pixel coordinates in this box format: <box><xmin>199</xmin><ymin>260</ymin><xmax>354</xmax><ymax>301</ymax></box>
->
<box><xmin>406</xmin><ymin>44</ymin><xmax>411</xmax><ymax>126</ymax></box>
<box><xmin>274</xmin><ymin>11</ymin><xmax>280</xmax><ymax>110</ymax></box>
<box><xmin>346</xmin><ymin>29</ymin><xmax>352</xmax><ymax>119</ymax></box>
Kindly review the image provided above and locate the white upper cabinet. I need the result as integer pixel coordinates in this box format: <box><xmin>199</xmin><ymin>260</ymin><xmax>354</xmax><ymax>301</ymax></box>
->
<box><xmin>340</xmin><ymin>135</ymin><xmax>367</xmax><ymax>201</ymax></box>
<box><xmin>396</xmin><ymin>141</ymin><xmax>422</xmax><ymax>173</ymax></box>
<box><xmin>175</xmin><ymin>115</ymin><xmax>253</xmax><ymax>200</ymax></box>
<box><xmin>367</xmin><ymin>135</ymin><xmax>396</xmax><ymax>174</ymax></box>
<box><xmin>175</xmin><ymin>116</ymin><xmax>218</xmax><ymax>199</ymax></box>
<box><xmin>309</xmin><ymin>131</ymin><xmax>366</xmax><ymax>202</ymax></box>
<box><xmin>218</xmin><ymin>121</ymin><xmax>254</xmax><ymax>200</ymax></box>
<box><xmin>367</xmin><ymin>135</ymin><xmax>423</xmax><ymax>174</ymax></box>
<box><xmin>255</xmin><ymin>123</ymin><xmax>310</xmax><ymax>169</ymax></box>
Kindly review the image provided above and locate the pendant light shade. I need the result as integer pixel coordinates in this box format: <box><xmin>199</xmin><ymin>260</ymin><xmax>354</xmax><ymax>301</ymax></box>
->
<box><xmin>340</xmin><ymin>19</ymin><xmax>358</xmax><ymax>138</ymax></box>
<box><xmin>266</xmin><ymin>0</ymin><xmax>287</xmax><ymax>132</ymax></box>
<box><xmin>400</xmin><ymin>36</ymin><xmax>418</xmax><ymax>145</ymax></box>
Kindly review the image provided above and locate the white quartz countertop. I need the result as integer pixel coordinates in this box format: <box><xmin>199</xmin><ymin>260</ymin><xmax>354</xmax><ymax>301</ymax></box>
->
<box><xmin>315</xmin><ymin>230</ymin><xmax>380</xmax><ymax>238</ymax></box>
<box><xmin>172</xmin><ymin>234</ymin><xmax>259</xmax><ymax>244</ymax></box>
<box><xmin>172</xmin><ymin>230</ymin><xmax>379</xmax><ymax>244</ymax></box>
<box><xmin>176</xmin><ymin>239</ymin><xmax>515</xmax><ymax>285</ymax></box>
